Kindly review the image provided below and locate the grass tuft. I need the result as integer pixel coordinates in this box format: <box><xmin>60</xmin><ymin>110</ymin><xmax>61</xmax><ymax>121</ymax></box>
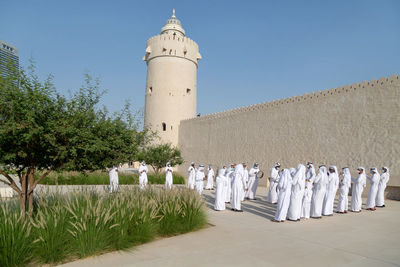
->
<box><xmin>0</xmin><ymin>187</ymin><xmax>206</xmax><ymax>266</ymax></box>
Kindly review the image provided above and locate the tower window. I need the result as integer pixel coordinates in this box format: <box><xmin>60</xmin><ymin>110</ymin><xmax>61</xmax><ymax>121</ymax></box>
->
<box><xmin>149</xmin><ymin>87</ymin><xmax>153</xmax><ymax>93</ymax></box>
<box><xmin>162</xmin><ymin>123</ymin><xmax>166</xmax><ymax>131</ymax></box>
<box><xmin>186</xmin><ymin>88</ymin><xmax>191</xmax><ymax>94</ymax></box>
<box><xmin>171</xmin><ymin>125</ymin><xmax>173</xmax><ymax>130</ymax></box>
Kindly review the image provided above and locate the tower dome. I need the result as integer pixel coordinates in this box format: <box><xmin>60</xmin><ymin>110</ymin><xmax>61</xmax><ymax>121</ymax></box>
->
<box><xmin>161</xmin><ymin>9</ymin><xmax>186</xmax><ymax>37</ymax></box>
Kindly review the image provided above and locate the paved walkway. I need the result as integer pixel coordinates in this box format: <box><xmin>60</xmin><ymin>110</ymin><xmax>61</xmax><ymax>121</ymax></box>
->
<box><xmin>62</xmin><ymin>189</ymin><xmax>400</xmax><ymax>267</ymax></box>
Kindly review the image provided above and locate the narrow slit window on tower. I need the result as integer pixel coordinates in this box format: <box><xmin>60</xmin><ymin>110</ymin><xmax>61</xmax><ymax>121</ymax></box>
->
<box><xmin>171</xmin><ymin>125</ymin><xmax>173</xmax><ymax>130</ymax></box>
<box><xmin>186</xmin><ymin>88</ymin><xmax>191</xmax><ymax>94</ymax></box>
<box><xmin>149</xmin><ymin>87</ymin><xmax>153</xmax><ymax>93</ymax></box>
<box><xmin>162</xmin><ymin>122</ymin><xmax>166</xmax><ymax>131</ymax></box>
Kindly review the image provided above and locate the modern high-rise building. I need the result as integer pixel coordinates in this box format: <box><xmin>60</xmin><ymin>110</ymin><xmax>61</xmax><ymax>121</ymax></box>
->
<box><xmin>0</xmin><ymin>39</ymin><xmax>19</xmax><ymax>78</ymax></box>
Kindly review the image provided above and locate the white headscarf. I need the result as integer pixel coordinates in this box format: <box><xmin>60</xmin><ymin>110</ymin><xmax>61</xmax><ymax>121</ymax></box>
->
<box><xmin>218</xmin><ymin>168</ymin><xmax>225</xmax><ymax>177</ymax></box>
<box><xmin>278</xmin><ymin>168</ymin><xmax>291</xmax><ymax>190</ymax></box>
<box><xmin>289</xmin><ymin>168</ymin><xmax>296</xmax><ymax>177</ymax></box>
<box><xmin>382</xmin><ymin>166</ymin><xmax>389</xmax><ymax>174</ymax></box>
<box><xmin>235</xmin><ymin>163</ymin><xmax>244</xmax><ymax>174</ymax></box>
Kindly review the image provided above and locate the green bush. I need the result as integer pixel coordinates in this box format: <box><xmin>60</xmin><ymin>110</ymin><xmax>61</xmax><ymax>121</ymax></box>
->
<box><xmin>38</xmin><ymin>172</ymin><xmax>185</xmax><ymax>185</ymax></box>
<box><xmin>0</xmin><ymin>188</ymin><xmax>206</xmax><ymax>266</ymax></box>
<box><xmin>0</xmin><ymin>202</ymin><xmax>33</xmax><ymax>267</ymax></box>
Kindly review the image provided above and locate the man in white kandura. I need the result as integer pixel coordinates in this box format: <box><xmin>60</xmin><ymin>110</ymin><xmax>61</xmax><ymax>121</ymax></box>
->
<box><xmin>241</xmin><ymin>163</ymin><xmax>249</xmax><ymax>201</ymax></box>
<box><xmin>366</xmin><ymin>167</ymin><xmax>380</xmax><ymax>211</ymax></box>
<box><xmin>336</xmin><ymin>167</ymin><xmax>352</xmax><ymax>213</ymax></box>
<box><xmin>231</xmin><ymin>164</ymin><xmax>246</xmax><ymax>212</ymax></box>
<box><xmin>165</xmin><ymin>162</ymin><xmax>173</xmax><ymax>190</ymax></box>
<box><xmin>195</xmin><ymin>165</ymin><xmax>205</xmax><ymax>195</ymax></box>
<box><xmin>267</xmin><ymin>163</ymin><xmax>280</xmax><ymax>204</ymax></box>
<box><xmin>246</xmin><ymin>163</ymin><xmax>260</xmax><ymax>200</ymax></box>
<box><xmin>351</xmin><ymin>167</ymin><xmax>367</xmax><ymax>212</ymax></box>
<box><xmin>225</xmin><ymin>164</ymin><xmax>234</xmax><ymax>203</ymax></box>
<box><xmin>215</xmin><ymin>168</ymin><xmax>228</xmax><ymax>211</ymax></box>
<box><xmin>274</xmin><ymin>169</ymin><xmax>292</xmax><ymax>222</ymax></box>
<box><xmin>376</xmin><ymin>167</ymin><xmax>390</xmax><ymax>208</ymax></box>
<box><xmin>301</xmin><ymin>162</ymin><xmax>316</xmax><ymax>219</ymax></box>
<box><xmin>310</xmin><ymin>165</ymin><xmax>328</xmax><ymax>218</ymax></box>
<box><xmin>205</xmin><ymin>165</ymin><xmax>214</xmax><ymax>190</ymax></box>
<box><xmin>138</xmin><ymin>161</ymin><xmax>148</xmax><ymax>190</ymax></box>
<box><xmin>187</xmin><ymin>162</ymin><xmax>196</xmax><ymax>189</ymax></box>
<box><xmin>109</xmin><ymin>166</ymin><xmax>119</xmax><ymax>193</ymax></box>
<box><xmin>287</xmin><ymin>164</ymin><xmax>306</xmax><ymax>221</ymax></box>
<box><xmin>322</xmin><ymin>166</ymin><xmax>339</xmax><ymax>216</ymax></box>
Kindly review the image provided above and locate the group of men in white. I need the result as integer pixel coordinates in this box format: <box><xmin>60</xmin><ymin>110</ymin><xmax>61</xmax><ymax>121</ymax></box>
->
<box><xmin>186</xmin><ymin>162</ymin><xmax>390</xmax><ymax>219</ymax></box>
<box><xmin>271</xmin><ymin>163</ymin><xmax>390</xmax><ymax>222</ymax></box>
<box><xmin>187</xmin><ymin>162</ymin><xmax>261</xmax><ymax>212</ymax></box>
<box><xmin>111</xmin><ymin>161</ymin><xmax>391</xmax><ymax>222</ymax></box>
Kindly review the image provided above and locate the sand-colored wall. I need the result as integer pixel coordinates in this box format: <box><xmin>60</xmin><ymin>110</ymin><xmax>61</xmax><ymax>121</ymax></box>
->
<box><xmin>143</xmin><ymin>33</ymin><xmax>200</xmax><ymax>146</ymax></box>
<box><xmin>178</xmin><ymin>75</ymin><xmax>400</xmax><ymax>193</ymax></box>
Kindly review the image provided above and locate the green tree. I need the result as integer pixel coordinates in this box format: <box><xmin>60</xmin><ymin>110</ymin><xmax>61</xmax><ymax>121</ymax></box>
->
<box><xmin>138</xmin><ymin>143</ymin><xmax>183</xmax><ymax>174</ymax></box>
<box><xmin>0</xmin><ymin>62</ymin><xmax>144</xmax><ymax>211</ymax></box>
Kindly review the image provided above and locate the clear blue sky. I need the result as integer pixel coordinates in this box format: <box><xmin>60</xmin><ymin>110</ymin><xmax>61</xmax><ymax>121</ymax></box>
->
<box><xmin>1</xmin><ymin>0</ymin><xmax>399</xmax><ymax>120</ymax></box>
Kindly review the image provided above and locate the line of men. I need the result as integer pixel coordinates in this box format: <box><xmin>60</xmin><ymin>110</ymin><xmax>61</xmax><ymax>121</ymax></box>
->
<box><xmin>271</xmin><ymin>163</ymin><xmax>390</xmax><ymax>222</ymax></box>
<box><xmin>138</xmin><ymin>161</ymin><xmax>174</xmax><ymax>190</ymax></box>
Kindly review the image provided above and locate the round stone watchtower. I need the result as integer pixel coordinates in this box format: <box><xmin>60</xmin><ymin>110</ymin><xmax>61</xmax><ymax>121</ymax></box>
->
<box><xmin>143</xmin><ymin>9</ymin><xmax>201</xmax><ymax>146</ymax></box>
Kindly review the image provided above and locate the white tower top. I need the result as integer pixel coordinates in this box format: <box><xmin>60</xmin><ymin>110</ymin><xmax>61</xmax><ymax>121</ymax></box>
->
<box><xmin>143</xmin><ymin>10</ymin><xmax>200</xmax><ymax>146</ymax></box>
<box><xmin>161</xmin><ymin>9</ymin><xmax>186</xmax><ymax>37</ymax></box>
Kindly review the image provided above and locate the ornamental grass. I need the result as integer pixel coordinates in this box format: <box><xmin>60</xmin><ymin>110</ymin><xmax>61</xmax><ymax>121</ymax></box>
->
<box><xmin>0</xmin><ymin>188</ymin><xmax>206</xmax><ymax>266</ymax></box>
<box><xmin>38</xmin><ymin>172</ymin><xmax>186</xmax><ymax>185</ymax></box>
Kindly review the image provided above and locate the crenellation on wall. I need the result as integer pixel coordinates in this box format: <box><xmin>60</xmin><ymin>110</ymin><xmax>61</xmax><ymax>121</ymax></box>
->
<box><xmin>181</xmin><ymin>74</ymin><xmax>400</xmax><ymax>123</ymax></box>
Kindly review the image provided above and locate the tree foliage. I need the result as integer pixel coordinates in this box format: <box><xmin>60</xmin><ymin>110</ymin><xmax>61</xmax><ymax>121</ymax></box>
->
<box><xmin>0</xmin><ymin>61</ymin><xmax>147</xmax><ymax>211</ymax></box>
<box><xmin>138</xmin><ymin>143</ymin><xmax>184</xmax><ymax>173</ymax></box>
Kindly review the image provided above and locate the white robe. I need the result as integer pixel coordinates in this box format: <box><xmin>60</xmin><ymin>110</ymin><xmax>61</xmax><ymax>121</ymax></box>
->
<box><xmin>195</xmin><ymin>169</ymin><xmax>205</xmax><ymax>195</ymax></box>
<box><xmin>376</xmin><ymin>170</ymin><xmax>390</xmax><ymax>207</ymax></box>
<box><xmin>231</xmin><ymin>164</ymin><xmax>246</xmax><ymax>211</ymax></box>
<box><xmin>351</xmin><ymin>171</ymin><xmax>366</xmax><ymax>212</ymax></box>
<box><xmin>205</xmin><ymin>168</ymin><xmax>214</xmax><ymax>189</ymax></box>
<box><xmin>246</xmin><ymin>167</ymin><xmax>259</xmax><ymax>200</ymax></box>
<box><xmin>274</xmin><ymin>169</ymin><xmax>292</xmax><ymax>221</ymax></box>
<box><xmin>241</xmin><ymin>168</ymin><xmax>249</xmax><ymax>201</ymax></box>
<box><xmin>337</xmin><ymin>168</ymin><xmax>351</xmax><ymax>212</ymax></box>
<box><xmin>225</xmin><ymin>169</ymin><xmax>234</xmax><ymax>202</ymax></box>
<box><xmin>322</xmin><ymin>167</ymin><xmax>339</xmax><ymax>216</ymax></box>
<box><xmin>215</xmin><ymin>170</ymin><xmax>228</xmax><ymax>210</ymax></box>
<box><xmin>109</xmin><ymin>167</ymin><xmax>119</xmax><ymax>193</ymax></box>
<box><xmin>287</xmin><ymin>164</ymin><xmax>306</xmax><ymax>221</ymax></box>
<box><xmin>187</xmin><ymin>166</ymin><xmax>196</xmax><ymax>189</ymax></box>
<box><xmin>301</xmin><ymin>165</ymin><xmax>315</xmax><ymax>218</ymax></box>
<box><xmin>267</xmin><ymin>167</ymin><xmax>279</xmax><ymax>204</ymax></box>
<box><xmin>310</xmin><ymin>166</ymin><xmax>328</xmax><ymax>218</ymax></box>
<box><xmin>165</xmin><ymin>166</ymin><xmax>173</xmax><ymax>189</ymax></box>
<box><xmin>138</xmin><ymin>165</ymin><xmax>148</xmax><ymax>190</ymax></box>
<box><xmin>366</xmin><ymin>172</ymin><xmax>380</xmax><ymax>208</ymax></box>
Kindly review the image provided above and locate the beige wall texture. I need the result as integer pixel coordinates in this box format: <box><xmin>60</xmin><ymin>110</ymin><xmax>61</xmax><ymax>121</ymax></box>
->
<box><xmin>178</xmin><ymin>75</ymin><xmax>400</xmax><ymax>196</ymax></box>
<box><xmin>143</xmin><ymin>34</ymin><xmax>200</xmax><ymax>146</ymax></box>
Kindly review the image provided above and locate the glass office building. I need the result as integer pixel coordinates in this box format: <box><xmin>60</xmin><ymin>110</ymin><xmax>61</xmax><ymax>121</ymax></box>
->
<box><xmin>0</xmin><ymin>39</ymin><xmax>19</xmax><ymax>78</ymax></box>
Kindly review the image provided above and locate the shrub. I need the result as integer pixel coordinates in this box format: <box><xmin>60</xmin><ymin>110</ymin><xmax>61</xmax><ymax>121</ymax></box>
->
<box><xmin>0</xmin><ymin>202</ymin><xmax>33</xmax><ymax>267</ymax></box>
<box><xmin>0</xmin><ymin>187</ymin><xmax>206</xmax><ymax>265</ymax></box>
<box><xmin>31</xmin><ymin>196</ymin><xmax>72</xmax><ymax>263</ymax></box>
<box><xmin>38</xmin><ymin>171</ymin><xmax>185</xmax><ymax>185</ymax></box>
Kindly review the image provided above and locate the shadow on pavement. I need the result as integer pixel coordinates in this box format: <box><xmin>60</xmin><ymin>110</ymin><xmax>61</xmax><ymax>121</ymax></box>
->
<box><xmin>202</xmin><ymin>190</ymin><xmax>277</xmax><ymax>221</ymax></box>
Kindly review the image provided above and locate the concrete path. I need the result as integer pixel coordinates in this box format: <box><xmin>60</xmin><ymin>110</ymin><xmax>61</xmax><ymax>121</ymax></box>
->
<box><xmin>61</xmin><ymin>189</ymin><xmax>400</xmax><ymax>267</ymax></box>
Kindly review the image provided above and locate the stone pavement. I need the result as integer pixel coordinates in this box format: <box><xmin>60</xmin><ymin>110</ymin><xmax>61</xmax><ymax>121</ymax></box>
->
<box><xmin>61</xmin><ymin>188</ymin><xmax>400</xmax><ymax>267</ymax></box>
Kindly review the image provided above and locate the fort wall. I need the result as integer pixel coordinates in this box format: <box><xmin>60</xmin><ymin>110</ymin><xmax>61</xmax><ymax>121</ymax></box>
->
<box><xmin>178</xmin><ymin>75</ymin><xmax>400</xmax><ymax>197</ymax></box>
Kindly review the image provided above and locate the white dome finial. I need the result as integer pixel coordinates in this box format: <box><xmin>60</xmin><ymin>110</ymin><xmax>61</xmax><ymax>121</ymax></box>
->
<box><xmin>172</xmin><ymin>8</ymin><xmax>176</xmax><ymax>18</ymax></box>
